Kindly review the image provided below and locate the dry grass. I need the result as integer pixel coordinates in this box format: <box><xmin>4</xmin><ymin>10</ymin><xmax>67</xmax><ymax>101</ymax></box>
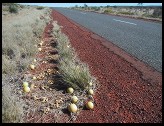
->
<box><xmin>51</xmin><ymin>21</ymin><xmax>98</xmax><ymax>122</ymax></box>
<box><xmin>72</xmin><ymin>6</ymin><xmax>162</xmax><ymax>21</ymax></box>
<box><xmin>2</xmin><ymin>4</ymin><xmax>98</xmax><ymax>122</ymax></box>
<box><xmin>2</xmin><ymin>5</ymin><xmax>51</xmax><ymax>75</ymax></box>
<box><xmin>2</xmin><ymin>4</ymin><xmax>51</xmax><ymax>123</ymax></box>
<box><xmin>2</xmin><ymin>84</ymin><xmax>25</xmax><ymax>123</ymax></box>
<box><xmin>52</xmin><ymin>21</ymin><xmax>97</xmax><ymax>91</ymax></box>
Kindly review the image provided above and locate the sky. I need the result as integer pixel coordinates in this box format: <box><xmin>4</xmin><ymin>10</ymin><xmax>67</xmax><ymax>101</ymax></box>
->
<box><xmin>19</xmin><ymin>3</ymin><xmax>162</xmax><ymax>7</ymax></box>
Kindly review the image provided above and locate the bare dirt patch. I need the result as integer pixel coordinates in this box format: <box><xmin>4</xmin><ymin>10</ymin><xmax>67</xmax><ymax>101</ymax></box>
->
<box><xmin>21</xmin><ymin>21</ymin><xmax>71</xmax><ymax>123</ymax></box>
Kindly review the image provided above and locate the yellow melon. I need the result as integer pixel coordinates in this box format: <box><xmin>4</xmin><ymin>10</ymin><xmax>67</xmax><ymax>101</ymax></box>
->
<box><xmin>24</xmin><ymin>86</ymin><xmax>30</xmax><ymax>93</ymax></box>
<box><xmin>34</xmin><ymin>59</ymin><xmax>37</xmax><ymax>62</ymax></box>
<box><xmin>88</xmin><ymin>89</ymin><xmax>94</xmax><ymax>95</ymax></box>
<box><xmin>38</xmin><ymin>48</ymin><xmax>42</xmax><ymax>51</ymax></box>
<box><xmin>89</xmin><ymin>82</ymin><xmax>93</xmax><ymax>86</ymax></box>
<box><xmin>33</xmin><ymin>76</ymin><xmax>37</xmax><ymax>80</ymax></box>
<box><xmin>86</xmin><ymin>101</ymin><xmax>94</xmax><ymax>109</ymax></box>
<box><xmin>30</xmin><ymin>64</ymin><xmax>35</xmax><ymax>70</ymax></box>
<box><xmin>67</xmin><ymin>87</ymin><xmax>74</xmax><ymax>94</ymax></box>
<box><xmin>71</xmin><ymin>96</ymin><xmax>78</xmax><ymax>103</ymax></box>
<box><xmin>23</xmin><ymin>82</ymin><xmax>29</xmax><ymax>87</ymax></box>
<box><xmin>68</xmin><ymin>103</ymin><xmax>78</xmax><ymax>113</ymax></box>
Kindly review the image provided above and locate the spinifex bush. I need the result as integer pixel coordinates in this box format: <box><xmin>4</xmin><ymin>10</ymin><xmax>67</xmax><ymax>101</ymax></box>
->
<box><xmin>59</xmin><ymin>58</ymin><xmax>93</xmax><ymax>90</ymax></box>
<box><xmin>2</xmin><ymin>84</ymin><xmax>25</xmax><ymax>123</ymax></box>
<box><xmin>9</xmin><ymin>4</ymin><xmax>18</xmax><ymax>13</ymax></box>
<box><xmin>36</xmin><ymin>6</ymin><xmax>45</xmax><ymax>10</ymax></box>
<box><xmin>2</xmin><ymin>5</ymin><xmax>51</xmax><ymax>75</ymax></box>
<box><xmin>52</xmin><ymin>21</ymin><xmax>96</xmax><ymax>90</ymax></box>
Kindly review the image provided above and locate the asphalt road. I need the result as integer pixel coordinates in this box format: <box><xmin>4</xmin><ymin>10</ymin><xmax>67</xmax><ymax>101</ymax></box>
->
<box><xmin>53</xmin><ymin>8</ymin><xmax>162</xmax><ymax>72</ymax></box>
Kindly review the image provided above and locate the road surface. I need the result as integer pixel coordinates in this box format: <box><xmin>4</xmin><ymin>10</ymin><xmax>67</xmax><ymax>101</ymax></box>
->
<box><xmin>53</xmin><ymin>7</ymin><xmax>162</xmax><ymax>72</ymax></box>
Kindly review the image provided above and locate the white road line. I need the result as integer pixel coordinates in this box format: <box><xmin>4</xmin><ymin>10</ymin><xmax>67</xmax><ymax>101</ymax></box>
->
<box><xmin>81</xmin><ymin>12</ymin><xmax>86</xmax><ymax>14</ymax></box>
<box><xmin>113</xmin><ymin>19</ymin><xmax>137</xmax><ymax>25</ymax></box>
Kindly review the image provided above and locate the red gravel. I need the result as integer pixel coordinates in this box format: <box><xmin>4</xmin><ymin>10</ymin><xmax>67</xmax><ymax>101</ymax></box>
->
<box><xmin>23</xmin><ymin>21</ymin><xmax>71</xmax><ymax>123</ymax></box>
<box><xmin>51</xmin><ymin>10</ymin><xmax>162</xmax><ymax>123</ymax></box>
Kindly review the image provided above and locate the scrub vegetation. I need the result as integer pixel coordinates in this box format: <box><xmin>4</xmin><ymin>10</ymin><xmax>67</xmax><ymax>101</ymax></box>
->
<box><xmin>72</xmin><ymin>4</ymin><xmax>162</xmax><ymax>22</ymax></box>
<box><xmin>2</xmin><ymin>3</ymin><xmax>98</xmax><ymax>123</ymax></box>
<box><xmin>2</xmin><ymin>3</ymin><xmax>51</xmax><ymax>123</ymax></box>
<box><xmin>52</xmin><ymin>21</ymin><xmax>97</xmax><ymax>90</ymax></box>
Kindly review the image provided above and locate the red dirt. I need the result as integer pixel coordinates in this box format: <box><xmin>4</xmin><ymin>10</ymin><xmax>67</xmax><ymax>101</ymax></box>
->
<box><xmin>51</xmin><ymin>10</ymin><xmax>162</xmax><ymax>123</ymax></box>
<box><xmin>23</xmin><ymin>21</ymin><xmax>72</xmax><ymax>123</ymax></box>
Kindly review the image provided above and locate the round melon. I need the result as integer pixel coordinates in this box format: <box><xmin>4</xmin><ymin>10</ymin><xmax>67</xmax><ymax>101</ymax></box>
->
<box><xmin>23</xmin><ymin>82</ymin><xmax>29</xmax><ymax>87</ymax></box>
<box><xmin>71</xmin><ymin>96</ymin><xmax>78</xmax><ymax>103</ymax></box>
<box><xmin>67</xmin><ymin>87</ymin><xmax>74</xmax><ymax>94</ymax></box>
<box><xmin>88</xmin><ymin>89</ymin><xmax>94</xmax><ymax>95</ymax></box>
<box><xmin>33</xmin><ymin>76</ymin><xmax>37</xmax><ymax>80</ymax></box>
<box><xmin>30</xmin><ymin>64</ymin><xmax>35</xmax><ymax>70</ymax></box>
<box><xmin>38</xmin><ymin>48</ymin><xmax>42</xmax><ymax>51</ymax></box>
<box><xmin>68</xmin><ymin>103</ymin><xmax>78</xmax><ymax>113</ymax></box>
<box><xmin>34</xmin><ymin>59</ymin><xmax>37</xmax><ymax>62</ymax></box>
<box><xmin>24</xmin><ymin>86</ymin><xmax>30</xmax><ymax>93</ymax></box>
<box><xmin>89</xmin><ymin>82</ymin><xmax>93</xmax><ymax>86</ymax></box>
<box><xmin>86</xmin><ymin>101</ymin><xmax>94</xmax><ymax>109</ymax></box>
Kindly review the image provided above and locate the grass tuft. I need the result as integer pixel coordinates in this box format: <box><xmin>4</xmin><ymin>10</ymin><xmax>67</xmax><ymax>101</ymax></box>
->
<box><xmin>9</xmin><ymin>4</ymin><xmax>18</xmax><ymax>13</ymax></box>
<box><xmin>52</xmin><ymin>21</ymin><xmax>97</xmax><ymax>90</ymax></box>
<box><xmin>2</xmin><ymin>6</ymin><xmax>51</xmax><ymax>76</ymax></box>
<box><xmin>36</xmin><ymin>6</ymin><xmax>45</xmax><ymax>10</ymax></box>
<box><xmin>2</xmin><ymin>84</ymin><xmax>25</xmax><ymax>123</ymax></box>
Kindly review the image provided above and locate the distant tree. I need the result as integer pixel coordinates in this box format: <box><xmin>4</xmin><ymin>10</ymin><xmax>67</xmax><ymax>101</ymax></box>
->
<box><xmin>75</xmin><ymin>5</ymin><xmax>78</xmax><ymax>8</ymax></box>
<box><xmin>152</xmin><ymin>8</ymin><xmax>162</xmax><ymax>18</ymax></box>
<box><xmin>106</xmin><ymin>5</ymin><xmax>110</xmax><ymax>8</ymax></box>
<box><xmin>9</xmin><ymin>4</ymin><xmax>18</xmax><ymax>13</ymax></box>
<box><xmin>84</xmin><ymin>4</ymin><xmax>88</xmax><ymax>8</ymax></box>
<box><xmin>94</xmin><ymin>7</ymin><xmax>100</xmax><ymax>11</ymax></box>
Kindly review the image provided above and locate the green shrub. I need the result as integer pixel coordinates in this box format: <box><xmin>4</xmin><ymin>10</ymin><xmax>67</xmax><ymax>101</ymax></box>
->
<box><xmin>152</xmin><ymin>8</ymin><xmax>162</xmax><ymax>18</ymax></box>
<box><xmin>9</xmin><ymin>4</ymin><xmax>18</xmax><ymax>13</ymax></box>
<box><xmin>36</xmin><ymin>6</ymin><xmax>44</xmax><ymax>10</ymax></box>
<box><xmin>142</xmin><ymin>13</ymin><xmax>151</xmax><ymax>18</ymax></box>
<box><xmin>117</xmin><ymin>11</ymin><xmax>134</xmax><ymax>15</ymax></box>
<box><xmin>19</xmin><ymin>5</ymin><xmax>25</xmax><ymax>9</ymax></box>
<box><xmin>104</xmin><ymin>9</ymin><xmax>113</xmax><ymax>14</ymax></box>
<box><xmin>94</xmin><ymin>7</ymin><xmax>100</xmax><ymax>11</ymax></box>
